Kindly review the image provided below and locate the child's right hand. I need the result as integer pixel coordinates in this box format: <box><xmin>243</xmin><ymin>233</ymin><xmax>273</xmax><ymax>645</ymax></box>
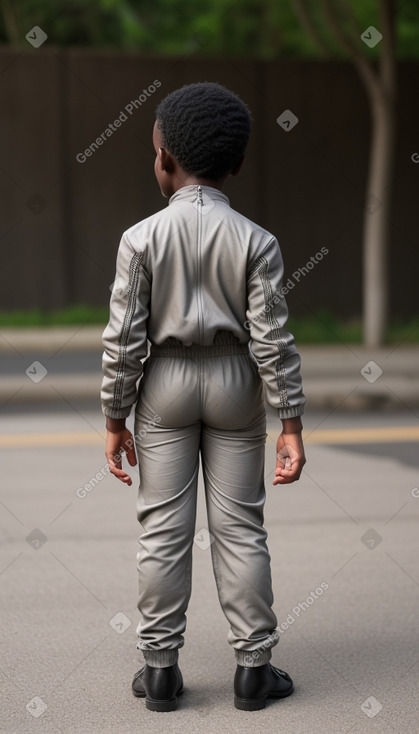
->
<box><xmin>105</xmin><ymin>427</ymin><xmax>137</xmax><ymax>486</ymax></box>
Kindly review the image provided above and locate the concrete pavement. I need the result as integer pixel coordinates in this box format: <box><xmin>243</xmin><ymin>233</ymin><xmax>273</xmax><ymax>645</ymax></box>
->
<box><xmin>1</xmin><ymin>407</ymin><xmax>419</xmax><ymax>733</ymax></box>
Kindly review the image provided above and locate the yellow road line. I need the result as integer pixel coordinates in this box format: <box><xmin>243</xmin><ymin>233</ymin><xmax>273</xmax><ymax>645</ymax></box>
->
<box><xmin>302</xmin><ymin>426</ymin><xmax>419</xmax><ymax>444</ymax></box>
<box><xmin>0</xmin><ymin>426</ymin><xmax>418</xmax><ymax>448</ymax></box>
<box><xmin>0</xmin><ymin>432</ymin><xmax>105</xmax><ymax>447</ymax></box>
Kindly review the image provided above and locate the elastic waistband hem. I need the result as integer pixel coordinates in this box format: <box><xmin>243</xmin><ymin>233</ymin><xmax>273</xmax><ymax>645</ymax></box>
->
<box><xmin>150</xmin><ymin>343</ymin><xmax>250</xmax><ymax>358</ymax></box>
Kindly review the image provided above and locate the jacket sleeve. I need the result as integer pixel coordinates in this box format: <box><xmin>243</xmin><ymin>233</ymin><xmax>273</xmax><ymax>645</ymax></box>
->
<box><xmin>246</xmin><ymin>236</ymin><xmax>305</xmax><ymax>419</ymax></box>
<box><xmin>100</xmin><ymin>233</ymin><xmax>150</xmax><ymax>419</ymax></box>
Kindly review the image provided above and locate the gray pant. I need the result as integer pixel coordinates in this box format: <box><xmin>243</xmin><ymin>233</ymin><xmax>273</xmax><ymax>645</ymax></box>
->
<box><xmin>133</xmin><ymin>332</ymin><xmax>279</xmax><ymax>668</ymax></box>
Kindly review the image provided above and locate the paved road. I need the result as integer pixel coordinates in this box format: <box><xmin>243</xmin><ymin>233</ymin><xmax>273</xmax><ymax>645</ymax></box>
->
<box><xmin>1</xmin><ymin>405</ymin><xmax>418</xmax><ymax>733</ymax></box>
<box><xmin>1</xmin><ymin>340</ymin><xmax>419</xmax><ymax>411</ymax></box>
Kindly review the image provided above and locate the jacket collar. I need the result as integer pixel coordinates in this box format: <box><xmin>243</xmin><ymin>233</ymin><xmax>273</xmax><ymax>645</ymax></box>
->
<box><xmin>168</xmin><ymin>184</ymin><xmax>230</xmax><ymax>207</ymax></box>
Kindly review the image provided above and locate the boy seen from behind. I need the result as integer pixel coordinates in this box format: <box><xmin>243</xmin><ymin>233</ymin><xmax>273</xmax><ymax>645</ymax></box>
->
<box><xmin>101</xmin><ymin>82</ymin><xmax>306</xmax><ymax>712</ymax></box>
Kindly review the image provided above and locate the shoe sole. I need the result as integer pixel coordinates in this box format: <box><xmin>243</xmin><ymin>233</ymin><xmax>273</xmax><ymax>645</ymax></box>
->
<box><xmin>132</xmin><ymin>688</ymin><xmax>184</xmax><ymax>712</ymax></box>
<box><xmin>145</xmin><ymin>696</ymin><xmax>178</xmax><ymax>712</ymax></box>
<box><xmin>234</xmin><ymin>685</ymin><xmax>294</xmax><ymax>711</ymax></box>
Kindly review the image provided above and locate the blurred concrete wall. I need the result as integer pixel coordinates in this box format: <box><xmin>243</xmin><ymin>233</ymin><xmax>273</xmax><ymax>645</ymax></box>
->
<box><xmin>1</xmin><ymin>49</ymin><xmax>418</xmax><ymax>318</ymax></box>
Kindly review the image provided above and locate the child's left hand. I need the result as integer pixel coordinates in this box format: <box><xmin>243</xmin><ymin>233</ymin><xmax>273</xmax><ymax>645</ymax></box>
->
<box><xmin>273</xmin><ymin>427</ymin><xmax>306</xmax><ymax>485</ymax></box>
<box><xmin>105</xmin><ymin>428</ymin><xmax>137</xmax><ymax>486</ymax></box>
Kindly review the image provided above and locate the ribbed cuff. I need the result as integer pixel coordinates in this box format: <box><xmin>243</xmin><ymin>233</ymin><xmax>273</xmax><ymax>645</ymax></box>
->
<box><xmin>277</xmin><ymin>404</ymin><xmax>305</xmax><ymax>419</ymax></box>
<box><xmin>141</xmin><ymin>649</ymin><xmax>179</xmax><ymax>668</ymax></box>
<box><xmin>235</xmin><ymin>648</ymin><xmax>272</xmax><ymax>667</ymax></box>
<box><xmin>102</xmin><ymin>404</ymin><xmax>132</xmax><ymax>419</ymax></box>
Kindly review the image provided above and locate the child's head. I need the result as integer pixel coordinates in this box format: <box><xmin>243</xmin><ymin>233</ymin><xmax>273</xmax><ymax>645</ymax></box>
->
<box><xmin>153</xmin><ymin>82</ymin><xmax>251</xmax><ymax>197</ymax></box>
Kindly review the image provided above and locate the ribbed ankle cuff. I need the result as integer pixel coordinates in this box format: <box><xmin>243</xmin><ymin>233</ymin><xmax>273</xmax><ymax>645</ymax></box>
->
<box><xmin>141</xmin><ymin>649</ymin><xmax>179</xmax><ymax>668</ymax></box>
<box><xmin>235</xmin><ymin>648</ymin><xmax>272</xmax><ymax>667</ymax></box>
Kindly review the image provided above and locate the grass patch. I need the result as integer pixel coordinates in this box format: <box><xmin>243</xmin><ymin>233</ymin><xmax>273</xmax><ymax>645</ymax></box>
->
<box><xmin>0</xmin><ymin>305</ymin><xmax>418</xmax><ymax>344</ymax></box>
<box><xmin>288</xmin><ymin>310</ymin><xmax>419</xmax><ymax>344</ymax></box>
<box><xmin>287</xmin><ymin>310</ymin><xmax>362</xmax><ymax>344</ymax></box>
<box><xmin>0</xmin><ymin>304</ymin><xmax>109</xmax><ymax>327</ymax></box>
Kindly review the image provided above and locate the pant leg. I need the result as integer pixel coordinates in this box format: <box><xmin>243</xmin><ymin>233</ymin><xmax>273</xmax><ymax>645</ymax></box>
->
<box><xmin>200</xmin><ymin>353</ymin><xmax>279</xmax><ymax>667</ymax></box>
<box><xmin>133</xmin><ymin>356</ymin><xmax>201</xmax><ymax>667</ymax></box>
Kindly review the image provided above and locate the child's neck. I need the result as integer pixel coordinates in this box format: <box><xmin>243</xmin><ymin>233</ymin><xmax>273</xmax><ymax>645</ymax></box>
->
<box><xmin>169</xmin><ymin>174</ymin><xmax>226</xmax><ymax>196</ymax></box>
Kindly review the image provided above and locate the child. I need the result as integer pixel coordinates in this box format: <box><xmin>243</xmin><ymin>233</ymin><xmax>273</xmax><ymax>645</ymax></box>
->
<box><xmin>101</xmin><ymin>82</ymin><xmax>306</xmax><ymax>712</ymax></box>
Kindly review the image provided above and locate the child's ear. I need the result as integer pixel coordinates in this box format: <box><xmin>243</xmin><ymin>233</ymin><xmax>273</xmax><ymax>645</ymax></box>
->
<box><xmin>230</xmin><ymin>155</ymin><xmax>245</xmax><ymax>177</ymax></box>
<box><xmin>159</xmin><ymin>147</ymin><xmax>175</xmax><ymax>174</ymax></box>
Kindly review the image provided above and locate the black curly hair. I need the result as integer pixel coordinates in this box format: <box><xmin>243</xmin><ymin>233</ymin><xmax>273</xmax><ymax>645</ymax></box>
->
<box><xmin>155</xmin><ymin>82</ymin><xmax>251</xmax><ymax>181</ymax></box>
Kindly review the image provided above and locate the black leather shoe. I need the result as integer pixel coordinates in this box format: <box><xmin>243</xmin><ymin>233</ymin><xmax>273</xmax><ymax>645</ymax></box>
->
<box><xmin>234</xmin><ymin>662</ymin><xmax>294</xmax><ymax>710</ymax></box>
<box><xmin>132</xmin><ymin>663</ymin><xmax>183</xmax><ymax>712</ymax></box>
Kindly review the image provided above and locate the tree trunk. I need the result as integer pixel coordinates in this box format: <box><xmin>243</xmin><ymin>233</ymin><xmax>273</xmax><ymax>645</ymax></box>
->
<box><xmin>293</xmin><ymin>0</ymin><xmax>397</xmax><ymax>346</ymax></box>
<box><xmin>1</xmin><ymin>3</ymin><xmax>20</xmax><ymax>45</ymax></box>
<box><xmin>362</xmin><ymin>90</ymin><xmax>396</xmax><ymax>347</ymax></box>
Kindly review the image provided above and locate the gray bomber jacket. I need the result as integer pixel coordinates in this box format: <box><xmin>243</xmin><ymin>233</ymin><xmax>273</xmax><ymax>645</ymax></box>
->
<box><xmin>101</xmin><ymin>184</ymin><xmax>305</xmax><ymax>420</ymax></box>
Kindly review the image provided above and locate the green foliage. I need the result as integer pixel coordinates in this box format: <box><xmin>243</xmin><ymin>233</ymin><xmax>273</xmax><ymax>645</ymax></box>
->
<box><xmin>1</xmin><ymin>305</ymin><xmax>418</xmax><ymax>344</ymax></box>
<box><xmin>287</xmin><ymin>309</ymin><xmax>363</xmax><ymax>344</ymax></box>
<box><xmin>2</xmin><ymin>0</ymin><xmax>419</xmax><ymax>57</ymax></box>
<box><xmin>0</xmin><ymin>304</ymin><xmax>109</xmax><ymax>326</ymax></box>
<box><xmin>288</xmin><ymin>310</ymin><xmax>419</xmax><ymax>344</ymax></box>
